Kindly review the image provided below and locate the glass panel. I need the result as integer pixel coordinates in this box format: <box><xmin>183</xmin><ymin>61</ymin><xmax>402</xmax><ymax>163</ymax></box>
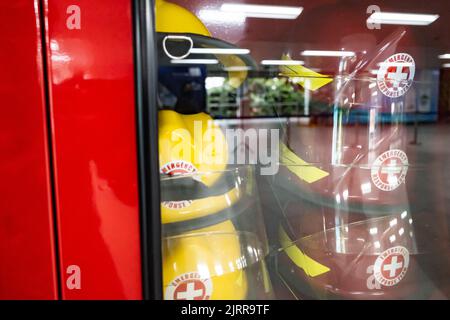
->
<box><xmin>154</xmin><ymin>0</ymin><xmax>450</xmax><ymax>299</ymax></box>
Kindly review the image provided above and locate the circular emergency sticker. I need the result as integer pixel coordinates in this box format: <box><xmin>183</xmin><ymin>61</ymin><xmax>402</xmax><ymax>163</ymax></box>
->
<box><xmin>373</xmin><ymin>246</ymin><xmax>409</xmax><ymax>287</ymax></box>
<box><xmin>160</xmin><ymin>160</ymin><xmax>198</xmax><ymax>209</ymax></box>
<box><xmin>165</xmin><ymin>272</ymin><xmax>213</xmax><ymax>300</ymax></box>
<box><xmin>377</xmin><ymin>53</ymin><xmax>415</xmax><ymax>98</ymax></box>
<box><xmin>371</xmin><ymin>149</ymin><xmax>408</xmax><ymax>191</ymax></box>
<box><xmin>160</xmin><ymin>160</ymin><xmax>198</xmax><ymax>176</ymax></box>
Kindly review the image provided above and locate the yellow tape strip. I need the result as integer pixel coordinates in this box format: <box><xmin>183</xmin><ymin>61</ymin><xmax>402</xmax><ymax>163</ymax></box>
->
<box><xmin>280</xmin><ymin>143</ymin><xmax>329</xmax><ymax>184</ymax></box>
<box><xmin>279</xmin><ymin>225</ymin><xmax>330</xmax><ymax>277</ymax></box>
<box><xmin>279</xmin><ymin>54</ymin><xmax>333</xmax><ymax>91</ymax></box>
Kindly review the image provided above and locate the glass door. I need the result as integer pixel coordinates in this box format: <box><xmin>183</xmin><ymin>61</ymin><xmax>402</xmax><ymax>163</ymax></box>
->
<box><xmin>150</xmin><ymin>0</ymin><xmax>450</xmax><ymax>300</ymax></box>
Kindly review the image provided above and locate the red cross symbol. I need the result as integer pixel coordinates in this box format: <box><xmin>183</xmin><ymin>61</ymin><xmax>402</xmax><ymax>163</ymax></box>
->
<box><xmin>173</xmin><ymin>280</ymin><xmax>206</xmax><ymax>300</ymax></box>
<box><xmin>385</xmin><ymin>65</ymin><xmax>410</xmax><ymax>89</ymax></box>
<box><xmin>381</xmin><ymin>254</ymin><xmax>404</xmax><ymax>279</ymax></box>
<box><xmin>379</xmin><ymin>157</ymin><xmax>402</xmax><ymax>185</ymax></box>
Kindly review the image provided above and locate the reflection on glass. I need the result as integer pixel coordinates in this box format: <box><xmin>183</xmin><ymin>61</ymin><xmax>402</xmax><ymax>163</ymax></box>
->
<box><xmin>155</xmin><ymin>0</ymin><xmax>450</xmax><ymax>300</ymax></box>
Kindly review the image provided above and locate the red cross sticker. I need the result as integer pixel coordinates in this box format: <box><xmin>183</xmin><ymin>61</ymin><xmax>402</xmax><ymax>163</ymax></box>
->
<box><xmin>379</xmin><ymin>157</ymin><xmax>403</xmax><ymax>185</ymax></box>
<box><xmin>174</xmin><ymin>279</ymin><xmax>207</xmax><ymax>300</ymax></box>
<box><xmin>377</xmin><ymin>53</ymin><xmax>415</xmax><ymax>98</ymax></box>
<box><xmin>373</xmin><ymin>246</ymin><xmax>410</xmax><ymax>286</ymax></box>
<box><xmin>381</xmin><ymin>254</ymin><xmax>405</xmax><ymax>279</ymax></box>
<box><xmin>385</xmin><ymin>64</ymin><xmax>411</xmax><ymax>89</ymax></box>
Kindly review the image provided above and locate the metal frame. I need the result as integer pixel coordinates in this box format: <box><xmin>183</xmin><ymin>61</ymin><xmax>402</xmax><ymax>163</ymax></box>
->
<box><xmin>132</xmin><ymin>0</ymin><xmax>163</xmax><ymax>299</ymax></box>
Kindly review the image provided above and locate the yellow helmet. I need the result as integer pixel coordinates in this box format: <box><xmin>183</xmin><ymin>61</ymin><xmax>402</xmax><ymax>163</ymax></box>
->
<box><xmin>155</xmin><ymin>0</ymin><xmax>254</xmax><ymax>88</ymax></box>
<box><xmin>155</xmin><ymin>0</ymin><xmax>210</xmax><ymax>37</ymax></box>
<box><xmin>158</xmin><ymin>110</ymin><xmax>228</xmax><ymax>186</ymax></box>
<box><xmin>163</xmin><ymin>220</ymin><xmax>247</xmax><ymax>300</ymax></box>
<box><xmin>159</xmin><ymin>110</ymin><xmax>245</xmax><ymax>225</ymax></box>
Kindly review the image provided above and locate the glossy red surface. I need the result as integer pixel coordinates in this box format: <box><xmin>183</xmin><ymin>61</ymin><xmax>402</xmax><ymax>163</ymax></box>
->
<box><xmin>43</xmin><ymin>0</ymin><xmax>142</xmax><ymax>299</ymax></box>
<box><xmin>0</xmin><ymin>1</ymin><xmax>58</xmax><ymax>299</ymax></box>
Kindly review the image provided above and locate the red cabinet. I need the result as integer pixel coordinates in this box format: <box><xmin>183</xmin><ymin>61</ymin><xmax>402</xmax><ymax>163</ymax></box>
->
<box><xmin>0</xmin><ymin>1</ymin><xmax>58</xmax><ymax>299</ymax></box>
<box><xmin>42</xmin><ymin>0</ymin><xmax>143</xmax><ymax>299</ymax></box>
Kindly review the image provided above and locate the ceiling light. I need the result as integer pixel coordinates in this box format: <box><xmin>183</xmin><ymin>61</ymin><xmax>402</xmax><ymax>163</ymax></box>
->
<box><xmin>438</xmin><ymin>54</ymin><xmax>450</xmax><ymax>59</ymax></box>
<box><xmin>198</xmin><ymin>9</ymin><xmax>245</xmax><ymax>24</ymax></box>
<box><xmin>443</xmin><ymin>63</ymin><xmax>450</xmax><ymax>68</ymax></box>
<box><xmin>261</xmin><ymin>59</ymin><xmax>304</xmax><ymax>65</ymax></box>
<box><xmin>221</xmin><ymin>3</ymin><xmax>303</xmax><ymax>20</ymax></box>
<box><xmin>367</xmin><ymin>12</ymin><xmax>439</xmax><ymax>26</ymax></box>
<box><xmin>171</xmin><ymin>59</ymin><xmax>219</xmax><ymax>65</ymax></box>
<box><xmin>190</xmin><ymin>48</ymin><xmax>250</xmax><ymax>55</ymax></box>
<box><xmin>301</xmin><ymin>50</ymin><xmax>355</xmax><ymax>57</ymax></box>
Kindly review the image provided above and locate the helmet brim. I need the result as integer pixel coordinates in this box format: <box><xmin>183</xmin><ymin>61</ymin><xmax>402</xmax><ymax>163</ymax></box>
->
<box><xmin>157</xmin><ymin>32</ymin><xmax>257</xmax><ymax>87</ymax></box>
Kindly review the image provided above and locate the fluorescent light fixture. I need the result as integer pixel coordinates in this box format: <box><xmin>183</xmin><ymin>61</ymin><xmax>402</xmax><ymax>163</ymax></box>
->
<box><xmin>198</xmin><ymin>9</ymin><xmax>245</xmax><ymax>24</ymax></box>
<box><xmin>190</xmin><ymin>48</ymin><xmax>250</xmax><ymax>55</ymax></box>
<box><xmin>367</xmin><ymin>12</ymin><xmax>439</xmax><ymax>26</ymax></box>
<box><xmin>439</xmin><ymin>54</ymin><xmax>450</xmax><ymax>59</ymax></box>
<box><xmin>221</xmin><ymin>3</ymin><xmax>303</xmax><ymax>20</ymax></box>
<box><xmin>223</xmin><ymin>66</ymin><xmax>253</xmax><ymax>71</ymax></box>
<box><xmin>443</xmin><ymin>63</ymin><xmax>450</xmax><ymax>68</ymax></box>
<box><xmin>171</xmin><ymin>59</ymin><xmax>219</xmax><ymax>64</ymax></box>
<box><xmin>301</xmin><ymin>50</ymin><xmax>355</xmax><ymax>57</ymax></box>
<box><xmin>205</xmin><ymin>77</ymin><xmax>226</xmax><ymax>90</ymax></box>
<box><xmin>261</xmin><ymin>59</ymin><xmax>304</xmax><ymax>65</ymax></box>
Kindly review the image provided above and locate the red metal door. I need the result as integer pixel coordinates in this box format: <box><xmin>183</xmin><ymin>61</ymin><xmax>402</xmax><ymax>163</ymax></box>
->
<box><xmin>42</xmin><ymin>0</ymin><xmax>143</xmax><ymax>299</ymax></box>
<box><xmin>0</xmin><ymin>1</ymin><xmax>59</xmax><ymax>299</ymax></box>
